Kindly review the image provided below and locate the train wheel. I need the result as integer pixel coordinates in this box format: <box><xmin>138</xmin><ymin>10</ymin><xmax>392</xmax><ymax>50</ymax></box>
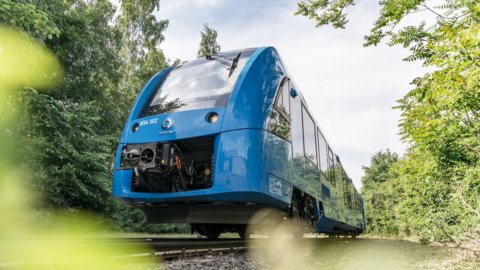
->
<box><xmin>192</xmin><ymin>224</ymin><xmax>222</xmax><ymax>240</ymax></box>
<box><xmin>205</xmin><ymin>230</ymin><xmax>221</xmax><ymax>240</ymax></box>
<box><xmin>289</xmin><ymin>201</ymin><xmax>304</xmax><ymax>238</ymax></box>
<box><xmin>238</xmin><ymin>225</ymin><xmax>249</xmax><ymax>239</ymax></box>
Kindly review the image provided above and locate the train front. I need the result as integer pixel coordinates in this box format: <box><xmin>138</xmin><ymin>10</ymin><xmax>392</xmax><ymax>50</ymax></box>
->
<box><xmin>112</xmin><ymin>47</ymin><xmax>290</xmax><ymax>232</ymax></box>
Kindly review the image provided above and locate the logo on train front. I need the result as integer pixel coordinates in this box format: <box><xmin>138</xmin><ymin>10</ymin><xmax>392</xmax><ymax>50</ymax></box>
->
<box><xmin>161</xmin><ymin>118</ymin><xmax>174</xmax><ymax>130</ymax></box>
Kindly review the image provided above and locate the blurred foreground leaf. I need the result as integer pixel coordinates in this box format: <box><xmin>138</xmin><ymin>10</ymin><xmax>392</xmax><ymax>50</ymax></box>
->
<box><xmin>0</xmin><ymin>25</ymin><xmax>158</xmax><ymax>269</ymax></box>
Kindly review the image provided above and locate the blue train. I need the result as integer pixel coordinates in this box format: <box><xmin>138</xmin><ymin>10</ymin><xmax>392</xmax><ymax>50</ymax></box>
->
<box><xmin>113</xmin><ymin>47</ymin><xmax>365</xmax><ymax>239</ymax></box>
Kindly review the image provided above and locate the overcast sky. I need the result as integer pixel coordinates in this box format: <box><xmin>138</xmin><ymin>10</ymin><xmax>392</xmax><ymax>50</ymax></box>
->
<box><xmin>156</xmin><ymin>0</ymin><xmax>426</xmax><ymax>189</ymax></box>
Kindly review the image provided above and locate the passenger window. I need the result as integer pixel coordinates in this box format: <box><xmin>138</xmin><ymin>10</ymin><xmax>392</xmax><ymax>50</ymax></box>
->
<box><xmin>353</xmin><ymin>187</ymin><xmax>359</xmax><ymax>210</ymax></box>
<box><xmin>268</xmin><ymin>79</ymin><xmax>291</xmax><ymax>141</ymax></box>
<box><xmin>317</xmin><ymin>129</ymin><xmax>328</xmax><ymax>171</ymax></box>
<box><xmin>302</xmin><ymin>105</ymin><xmax>317</xmax><ymax>166</ymax></box>
<box><xmin>342</xmin><ymin>168</ymin><xmax>352</xmax><ymax>208</ymax></box>
<box><xmin>327</xmin><ymin>147</ymin><xmax>336</xmax><ymax>186</ymax></box>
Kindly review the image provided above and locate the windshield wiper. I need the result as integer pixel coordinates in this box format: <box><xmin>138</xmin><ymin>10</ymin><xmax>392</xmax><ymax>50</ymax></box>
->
<box><xmin>206</xmin><ymin>52</ymin><xmax>241</xmax><ymax>77</ymax></box>
<box><xmin>228</xmin><ymin>53</ymin><xmax>241</xmax><ymax>77</ymax></box>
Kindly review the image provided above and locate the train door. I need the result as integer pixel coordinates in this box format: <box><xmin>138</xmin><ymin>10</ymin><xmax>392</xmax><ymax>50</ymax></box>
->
<box><xmin>266</xmin><ymin>77</ymin><xmax>292</xmax><ymax>185</ymax></box>
<box><xmin>289</xmin><ymin>83</ymin><xmax>304</xmax><ymax>189</ymax></box>
<box><xmin>317</xmin><ymin>129</ymin><xmax>339</xmax><ymax>221</ymax></box>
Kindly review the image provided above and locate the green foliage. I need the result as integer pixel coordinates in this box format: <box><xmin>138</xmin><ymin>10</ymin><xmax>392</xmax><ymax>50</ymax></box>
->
<box><xmin>0</xmin><ymin>0</ymin><xmax>60</xmax><ymax>41</ymax></box>
<box><xmin>197</xmin><ymin>23</ymin><xmax>221</xmax><ymax>57</ymax></box>
<box><xmin>394</xmin><ymin>11</ymin><xmax>479</xmax><ymax>243</ymax></box>
<box><xmin>117</xmin><ymin>0</ymin><xmax>170</xmax><ymax>112</ymax></box>
<box><xmin>0</xmin><ymin>0</ymin><xmax>175</xmax><ymax>232</ymax></box>
<box><xmin>17</xmin><ymin>90</ymin><xmax>113</xmax><ymax>211</ymax></box>
<box><xmin>39</xmin><ymin>0</ymin><xmax>121</xmax><ymax>103</ymax></box>
<box><xmin>298</xmin><ymin>0</ymin><xmax>480</xmax><ymax>243</ymax></box>
<box><xmin>295</xmin><ymin>0</ymin><xmax>354</xmax><ymax>29</ymax></box>
<box><xmin>361</xmin><ymin>149</ymin><xmax>399</xmax><ymax>189</ymax></box>
<box><xmin>396</xmin><ymin>21</ymin><xmax>480</xmax><ymax>165</ymax></box>
<box><xmin>361</xmin><ymin>150</ymin><xmax>401</xmax><ymax>236</ymax></box>
<box><xmin>296</xmin><ymin>1</ymin><xmax>479</xmax><ymax>48</ymax></box>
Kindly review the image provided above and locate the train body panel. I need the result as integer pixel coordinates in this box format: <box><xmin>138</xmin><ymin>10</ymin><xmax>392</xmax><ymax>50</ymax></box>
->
<box><xmin>221</xmin><ymin>47</ymin><xmax>284</xmax><ymax>131</ymax></box>
<box><xmin>112</xmin><ymin>46</ymin><xmax>365</xmax><ymax>236</ymax></box>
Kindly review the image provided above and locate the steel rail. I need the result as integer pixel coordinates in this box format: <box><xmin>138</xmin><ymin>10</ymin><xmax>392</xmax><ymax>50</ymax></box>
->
<box><xmin>139</xmin><ymin>238</ymin><xmax>250</xmax><ymax>260</ymax></box>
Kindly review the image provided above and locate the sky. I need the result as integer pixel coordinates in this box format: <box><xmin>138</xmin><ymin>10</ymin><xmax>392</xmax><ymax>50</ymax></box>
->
<box><xmin>156</xmin><ymin>0</ymin><xmax>427</xmax><ymax>189</ymax></box>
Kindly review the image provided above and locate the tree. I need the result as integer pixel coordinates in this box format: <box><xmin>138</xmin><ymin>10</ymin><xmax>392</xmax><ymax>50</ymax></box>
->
<box><xmin>361</xmin><ymin>149</ymin><xmax>399</xmax><ymax>191</ymax></box>
<box><xmin>297</xmin><ymin>0</ymin><xmax>480</xmax><ymax>243</ymax></box>
<box><xmin>197</xmin><ymin>23</ymin><xmax>221</xmax><ymax>57</ymax></box>
<box><xmin>116</xmin><ymin>0</ymin><xmax>170</xmax><ymax>117</ymax></box>
<box><xmin>0</xmin><ymin>0</ymin><xmax>60</xmax><ymax>42</ymax></box>
<box><xmin>361</xmin><ymin>150</ymin><xmax>400</xmax><ymax>236</ymax></box>
<box><xmin>0</xmin><ymin>0</ymin><xmax>177</xmax><ymax>232</ymax></box>
<box><xmin>2</xmin><ymin>0</ymin><xmax>121</xmax><ymax>212</ymax></box>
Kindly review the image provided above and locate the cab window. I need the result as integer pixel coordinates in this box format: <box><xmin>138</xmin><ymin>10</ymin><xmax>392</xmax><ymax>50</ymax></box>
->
<box><xmin>268</xmin><ymin>78</ymin><xmax>291</xmax><ymax>141</ymax></box>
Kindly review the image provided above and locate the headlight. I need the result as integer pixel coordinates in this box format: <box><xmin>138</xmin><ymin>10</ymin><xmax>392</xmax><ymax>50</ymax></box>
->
<box><xmin>132</xmin><ymin>123</ymin><xmax>139</xmax><ymax>133</ymax></box>
<box><xmin>206</xmin><ymin>112</ymin><xmax>219</xmax><ymax>123</ymax></box>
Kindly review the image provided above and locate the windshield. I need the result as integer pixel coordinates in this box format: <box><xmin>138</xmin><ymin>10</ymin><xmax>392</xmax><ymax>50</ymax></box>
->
<box><xmin>142</xmin><ymin>49</ymin><xmax>255</xmax><ymax>116</ymax></box>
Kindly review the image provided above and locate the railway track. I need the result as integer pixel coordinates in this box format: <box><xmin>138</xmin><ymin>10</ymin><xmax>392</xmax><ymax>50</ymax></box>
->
<box><xmin>140</xmin><ymin>238</ymin><xmax>249</xmax><ymax>260</ymax></box>
<box><xmin>0</xmin><ymin>237</ymin><xmax>251</xmax><ymax>267</ymax></box>
<box><xmin>2</xmin><ymin>236</ymin><xmax>347</xmax><ymax>267</ymax></box>
<box><xmin>129</xmin><ymin>237</ymin><xmax>338</xmax><ymax>260</ymax></box>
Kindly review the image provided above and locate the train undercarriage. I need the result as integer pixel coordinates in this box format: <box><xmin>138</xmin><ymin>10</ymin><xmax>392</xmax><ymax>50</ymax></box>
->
<box><xmin>137</xmin><ymin>187</ymin><xmax>360</xmax><ymax>240</ymax></box>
